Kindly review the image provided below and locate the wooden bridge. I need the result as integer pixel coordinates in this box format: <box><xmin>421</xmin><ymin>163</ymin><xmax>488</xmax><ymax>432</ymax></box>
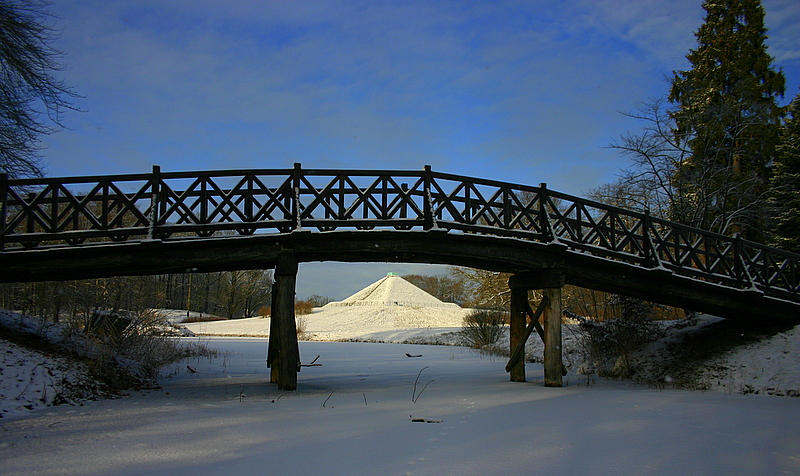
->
<box><xmin>2</xmin><ymin>164</ymin><xmax>799</xmax><ymax>389</ymax></box>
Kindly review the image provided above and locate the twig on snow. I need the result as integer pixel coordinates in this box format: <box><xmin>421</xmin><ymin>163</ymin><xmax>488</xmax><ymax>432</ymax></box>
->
<box><xmin>412</xmin><ymin>366</ymin><xmax>434</xmax><ymax>403</ymax></box>
<box><xmin>322</xmin><ymin>389</ymin><xmax>335</xmax><ymax>407</ymax></box>
<box><xmin>301</xmin><ymin>355</ymin><xmax>322</xmax><ymax>367</ymax></box>
<box><xmin>270</xmin><ymin>392</ymin><xmax>287</xmax><ymax>404</ymax></box>
<box><xmin>410</xmin><ymin>416</ymin><xmax>442</xmax><ymax>423</ymax></box>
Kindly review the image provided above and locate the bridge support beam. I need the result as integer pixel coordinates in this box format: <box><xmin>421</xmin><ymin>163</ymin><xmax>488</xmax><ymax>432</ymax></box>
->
<box><xmin>267</xmin><ymin>251</ymin><xmax>300</xmax><ymax>391</ymax></box>
<box><xmin>508</xmin><ymin>270</ymin><xmax>565</xmax><ymax>387</ymax></box>
<box><xmin>542</xmin><ymin>286</ymin><xmax>563</xmax><ymax>387</ymax></box>
<box><xmin>508</xmin><ymin>288</ymin><xmax>528</xmax><ymax>382</ymax></box>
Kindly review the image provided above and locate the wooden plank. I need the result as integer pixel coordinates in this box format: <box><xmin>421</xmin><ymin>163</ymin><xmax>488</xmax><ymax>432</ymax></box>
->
<box><xmin>543</xmin><ymin>286</ymin><xmax>563</xmax><ymax>387</ymax></box>
<box><xmin>508</xmin><ymin>288</ymin><xmax>528</xmax><ymax>382</ymax></box>
<box><xmin>505</xmin><ymin>296</ymin><xmax>549</xmax><ymax>374</ymax></box>
<box><xmin>270</xmin><ymin>251</ymin><xmax>300</xmax><ymax>391</ymax></box>
<box><xmin>508</xmin><ymin>270</ymin><xmax>565</xmax><ymax>290</ymax></box>
<box><xmin>267</xmin><ymin>282</ymin><xmax>279</xmax><ymax>384</ymax></box>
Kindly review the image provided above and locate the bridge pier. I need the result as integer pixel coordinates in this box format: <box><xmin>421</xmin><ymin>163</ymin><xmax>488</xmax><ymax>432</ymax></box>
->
<box><xmin>508</xmin><ymin>288</ymin><xmax>528</xmax><ymax>382</ymax></box>
<box><xmin>267</xmin><ymin>251</ymin><xmax>300</xmax><ymax>390</ymax></box>
<box><xmin>507</xmin><ymin>270</ymin><xmax>565</xmax><ymax>387</ymax></box>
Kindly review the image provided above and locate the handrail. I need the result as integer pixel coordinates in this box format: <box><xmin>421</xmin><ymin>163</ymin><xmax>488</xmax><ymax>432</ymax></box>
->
<box><xmin>2</xmin><ymin>164</ymin><xmax>798</xmax><ymax>300</ymax></box>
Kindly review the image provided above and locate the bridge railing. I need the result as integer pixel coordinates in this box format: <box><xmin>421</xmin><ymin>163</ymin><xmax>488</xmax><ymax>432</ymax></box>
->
<box><xmin>2</xmin><ymin>165</ymin><xmax>798</xmax><ymax>300</ymax></box>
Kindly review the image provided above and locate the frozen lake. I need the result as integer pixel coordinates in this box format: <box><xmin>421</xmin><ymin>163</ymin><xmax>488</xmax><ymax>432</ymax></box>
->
<box><xmin>1</xmin><ymin>338</ymin><xmax>798</xmax><ymax>475</ymax></box>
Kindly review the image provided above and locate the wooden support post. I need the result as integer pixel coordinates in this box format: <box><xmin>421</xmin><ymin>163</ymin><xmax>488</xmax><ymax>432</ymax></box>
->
<box><xmin>266</xmin><ymin>252</ymin><xmax>300</xmax><ymax>390</ymax></box>
<box><xmin>508</xmin><ymin>269</ymin><xmax>565</xmax><ymax>387</ymax></box>
<box><xmin>543</xmin><ymin>286</ymin><xmax>563</xmax><ymax>387</ymax></box>
<box><xmin>509</xmin><ymin>288</ymin><xmax>528</xmax><ymax>382</ymax></box>
<box><xmin>267</xmin><ymin>282</ymin><xmax>279</xmax><ymax>384</ymax></box>
<box><xmin>506</xmin><ymin>296</ymin><xmax>549</xmax><ymax>378</ymax></box>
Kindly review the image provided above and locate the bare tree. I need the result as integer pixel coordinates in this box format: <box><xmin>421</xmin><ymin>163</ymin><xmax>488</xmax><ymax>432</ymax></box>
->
<box><xmin>305</xmin><ymin>294</ymin><xmax>333</xmax><ymax>307</ymax></box>
<box><xmin>601</xmin><ymin>98</ymin><xmax>691</xmax><ymax>218</ymax></box>
<box><xmin>451</xmin><ymin>267</ymin><xmax>511</xmax><ymax>310</ymax></box>
<box><xmin>215</xmin><ymin>270</ymin><xmax>273</xmax><ymax>319</ymax></box>
<box><xmin>0</xmin><ymin>0</ymin><xmax>78</xmax><ymax>178</ymax></box>
<box><xmin>603</xmin><ymin>98</ymin><xmax>772</xmax><ymax>237</ymax></box>
<box><xmin>401</xmin><ymin>272</ymin><xmax>470</xmax><ymax>305</ymax></box>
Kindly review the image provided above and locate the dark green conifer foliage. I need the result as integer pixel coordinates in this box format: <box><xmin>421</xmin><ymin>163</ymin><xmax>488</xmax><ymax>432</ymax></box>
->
<box><xmin>770</xmin><ymin>92</ymin><xmax>800</xmax><ymax>253</ymax></box>
<box><xmin>669</xmin><ymin>0</ymin><xmax>785</xmax><ymax>239</ymax></box>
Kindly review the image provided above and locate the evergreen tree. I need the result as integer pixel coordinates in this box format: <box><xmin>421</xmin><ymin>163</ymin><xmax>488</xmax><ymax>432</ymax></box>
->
<box><xmin>668</xmin><ymin>0</ymin><xmax>785</xmax><ymax>239</ymax></box>
<box><xmin>770</xmin><ymin>91</ymin><xmax>800</xmax><ymax>253</ymax></box>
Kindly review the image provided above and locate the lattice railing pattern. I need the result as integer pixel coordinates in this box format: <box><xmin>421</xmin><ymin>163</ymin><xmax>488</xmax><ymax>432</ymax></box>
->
<box><xmin>2</xmin><ymin>164</ymin><xmax>798</xmax><ymax>299</ymax></box>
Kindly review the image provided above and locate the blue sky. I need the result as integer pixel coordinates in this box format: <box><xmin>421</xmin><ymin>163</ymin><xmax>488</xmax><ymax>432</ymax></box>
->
<box><xmin>41</xmin><ymin>0</ymin><xmax>800</xmax><ymax>300</ymax></box>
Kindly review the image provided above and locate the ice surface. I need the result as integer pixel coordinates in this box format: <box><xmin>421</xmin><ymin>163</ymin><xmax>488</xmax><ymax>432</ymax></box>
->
<box><xmin>1</xmin><ymin>339</ymin><xmax>799</xmax><ymax>476</ymax></box>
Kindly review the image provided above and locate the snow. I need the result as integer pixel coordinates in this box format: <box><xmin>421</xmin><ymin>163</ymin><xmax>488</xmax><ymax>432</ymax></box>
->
<box><xmin>184</xmin><ymin>274</ymin><xmax>470</xmax><ymax>341</ymax></box>
<box><xmin>302</xmin><ymin>305</ymin><xmax>466</xmax><ymax>341</ymax></box>
<box><xmin>183</xmin><ymin>316</ymin><xmax>270</xmax><ymax>337</ymax></box>
<box><xmin>2</xmin><ymin>275</ymin><xmax>800</xmax><ymax>474</ymax></box>
<box><xmin>0</xmin><ymin>339</ymin><xmax>101</xmax><ymax>418</ymax></box>
<box><xmin>700</xmin><ymin>324</ymin><xmax>800</xmax><ymax>396</ymax></box>
<box><xmin>1</xmin><ymin>338</ymin><xmax>799</xmax><ymax>475</ymax></box>
<box><xmin>327</xmin><ymin>274</ymin><xmax>461</xmax><ymax>309</ymax></box>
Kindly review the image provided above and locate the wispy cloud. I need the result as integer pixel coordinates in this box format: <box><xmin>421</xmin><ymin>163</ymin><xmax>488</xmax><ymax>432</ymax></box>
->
<box><xmin>43</xmin><ymin>0</ymin><xmax>799</xmax><ymax>192</ymax></box>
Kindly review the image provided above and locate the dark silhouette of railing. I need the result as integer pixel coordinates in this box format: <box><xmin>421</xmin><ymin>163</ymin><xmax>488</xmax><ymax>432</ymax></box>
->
<box><xmin>2</xmin><ymin>164</ymin><xmax>799</xmax><ymax>302</ymax></box>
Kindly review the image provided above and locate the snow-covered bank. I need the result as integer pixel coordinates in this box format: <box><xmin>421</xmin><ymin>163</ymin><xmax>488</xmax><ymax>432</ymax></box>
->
<box><xmin>0</xmin><ymin>339</ymin><xmax>103</xmax><ymax>418</ymax></box>
<box><xmin>0</xmin><ymin>310</ymin><xmax>106</xmax><ymax>419</ymax></box>
<box><xmin>1</xmin><ymin>338</ymin><xmax>798</xmax><ymax>476</ymax></box>
<box><xmin>182</xmin><ymin>315</ymin><xmax>270</xmax><ymax>337</ymax></box>
<box><xmin>0</xmin><ymin>309</ymin><xmax>212</xmax><ymax>419</ymax></box>
<box><xmin>700</xmin><ymin>324</ymin><xmax>800</xmax><ymax>396</ymax></box>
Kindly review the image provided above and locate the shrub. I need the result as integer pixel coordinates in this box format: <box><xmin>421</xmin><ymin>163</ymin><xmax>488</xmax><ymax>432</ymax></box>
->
<box><xmin>461</xmin><ymin>309</ymin><xmax>505</xmax><ymax>349</ymax></box>
<box><xmin>306</xmin><ymin>295</ymin><xmax>333</xmax><ymax>307</ymax></box>
<box><xmin>294</xmin><ymin>300</ymin><xmax>314</xmax><ymax>315</ymax></box>
<box><xmin>85</xmin><ymin>309</ymin><xmax>217</xmax><ymax>383</ymax></box>
<box><xmin>578</xmin><ymin>296</ymin><xmax>664</xmax><ymax>377</ymax></box>
<box><xmin>295</xmin><ymin>314</ymin><xmax>307</xmax><ymax>338</ymax></box>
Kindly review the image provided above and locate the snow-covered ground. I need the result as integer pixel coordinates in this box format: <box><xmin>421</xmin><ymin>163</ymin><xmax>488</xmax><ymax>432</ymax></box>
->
<box><xmin>2</xmin><ymin>274</ymin><xmax>799</xmax><ymax>474</ymax></box>
<box><xmin>700</xmin><ymin>323</ymin><xmax>800</xmax><ymax>396</ymax></box>
<box><xmin>183</xmin><ymin>304</ymin><xmax>800</xmax><ymax>398</ymax></box>
<box><xmin>0</xmin><ymin>339</ymin><xmax>102</xmax><ymax>417</ymax></box>
<box><xmin>1</xmin><ymin>338</ymin><xmax>798</xmax><ymax>475</ymax></box>
<box><xmin>183</xmin><ymin>315</ymin><xmax>270</xmax><ymax>337</ymax></box>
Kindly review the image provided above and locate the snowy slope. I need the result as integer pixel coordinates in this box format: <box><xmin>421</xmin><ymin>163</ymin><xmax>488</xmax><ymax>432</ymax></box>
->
<box><xmin>327</xmin><ymin>274</ymin><xmax>462</xmax><ymax>309</ymax></box>
<box><xmin>699</xmin><ymin>324</ymin><xmax>800</xmax><ymax>396</ymax></box>
<box><xmin>183</xmin><ymin>274</ymin><xmax>471</xmax><ymax>340</ymax></box>
<box><xmin>0</xmin><ymin>339</ymin><xmax>102</xmax><ymax>419</ymax></box>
